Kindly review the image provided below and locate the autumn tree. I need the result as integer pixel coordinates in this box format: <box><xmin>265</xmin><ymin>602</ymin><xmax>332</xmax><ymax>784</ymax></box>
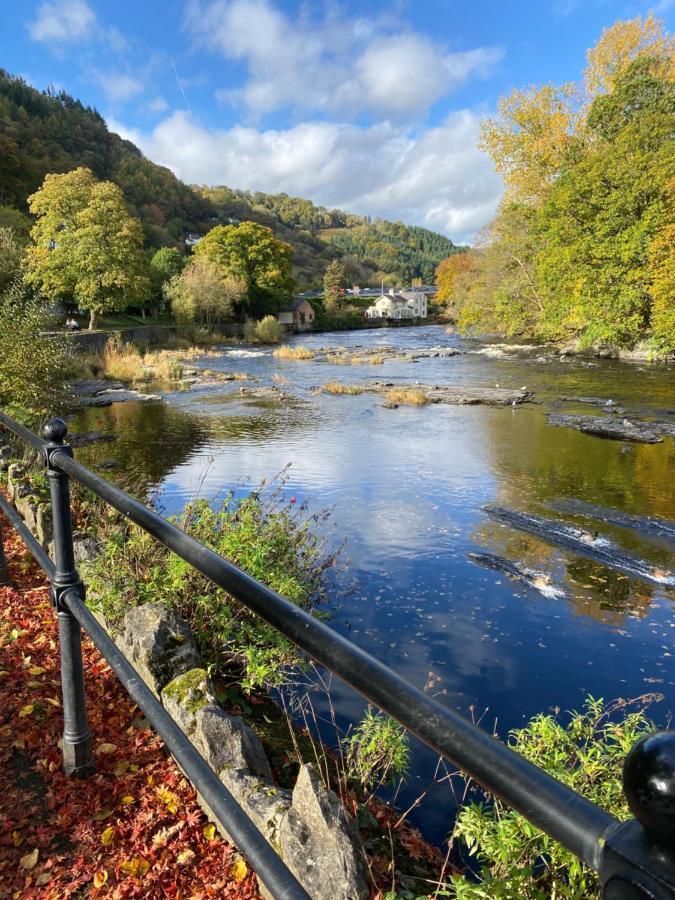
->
<box><xmin>479</xmin><ymin>83</ymin><xmax>580</xmax><ymax>205</ymax></box>
<box><xmin>194</xmin><ymin>222</ymin><xmax>294</xmax><ymax>318</ymax></box>
<box><xmin>323</xmin><ymin>259</ymin><xmax>346</xmax><ymax>312</ymax></box>
<box><xmin>584</xmin><ymin>13</ymin><xmax>674</xmax><ymax>98</ymax></box>
<box><xmin>25</xmin><ymin>168</ymin><xmax>149</xmax><ymax>329</ymax></box>
<box><xmin>462</xmin><ymin>15</ymin><xmax>674</xmax><ymax>351</ymax></box>
<box><xmin>164</xmin><ymin>258</ymin><xmax>243</xmax><ymax>335</ymax></box>
<box><xmin>435</xmin><ymin>252</ymin><xmax>476</xmax><ymax>307</ymax></box>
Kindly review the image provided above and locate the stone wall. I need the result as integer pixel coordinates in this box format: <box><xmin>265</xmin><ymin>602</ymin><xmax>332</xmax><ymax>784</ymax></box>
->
<box><xmin>61</xmin><ymin>324</ymin><xmax>178</xmax><ymax>353</ymax></box>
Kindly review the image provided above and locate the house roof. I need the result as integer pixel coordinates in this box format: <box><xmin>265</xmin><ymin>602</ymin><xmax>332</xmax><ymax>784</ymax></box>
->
<box><xmin>279</xmin><ymin>297</ymin><xmax>313</xmax><ymax>312</ymax></box>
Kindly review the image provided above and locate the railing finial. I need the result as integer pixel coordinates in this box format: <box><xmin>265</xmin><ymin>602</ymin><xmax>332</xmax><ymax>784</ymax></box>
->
<box><xmin>43</xmin><ymin>417</ymin><xmax>68</xmax><ymax>444</ymax></box>
<box><xmin>623</xmin><ymin>731</ymin><xmax>675</xmax><ymax>847</ymax></box>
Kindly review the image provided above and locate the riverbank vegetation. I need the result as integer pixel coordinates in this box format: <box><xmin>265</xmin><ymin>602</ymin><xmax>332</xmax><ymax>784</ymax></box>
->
<box><xmin>243</xmin><ymin>315</ymin><xmax>285</xmax><ymax>344</ymax></box>
<box><xmin>437</xmin><ymin>15</ymin><xmax>675</xmax><ymax>353</ymax></box>
<box><xmin>450</xmin><ymin>694</ymin><xmax>662</xmax><ymax>898</ymax></box>
<box><xmin>83</xmin><ymin>487</ymin><xmax>337</xmax><ymax>690</ymax></box>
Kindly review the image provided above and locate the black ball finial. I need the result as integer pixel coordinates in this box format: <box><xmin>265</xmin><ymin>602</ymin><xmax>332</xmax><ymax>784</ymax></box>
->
<box><xmin>623</xmin><ymin>731</ymin><xmax>675</xmax><ymax>847</ymax></box>
<box><xmin>43</xmin><ymin>418</ymin><xmax>68</xmax><ymax>444</ymax></box>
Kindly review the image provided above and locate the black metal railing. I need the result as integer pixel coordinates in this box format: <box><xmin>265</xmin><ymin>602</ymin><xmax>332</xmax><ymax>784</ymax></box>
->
<box><xmin>0</xmin><ymin>411</ymin><xmax>673</xmax><ymax>899</ymax></box>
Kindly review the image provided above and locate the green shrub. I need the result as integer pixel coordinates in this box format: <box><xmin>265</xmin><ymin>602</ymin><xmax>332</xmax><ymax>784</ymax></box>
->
<box><xmin>244</xmin><ymin>315</ymin><xmax>285</xmax><ymax>344</ymax></box>
<box><xmin>0</xmin><ymin>278</ymin><xmax>72</xmax><ymax>422</ymax></box>
<box><xmin>84</xmin><ymin>484</ymin><xmax>337</xmax><ymax>690</ymax></box>
<box><xmin>345</xmin><ymin>708</ymin><xmax>410</xmax><ymax>792</ymax></box>
<box><xmin>448</xmin><ymin>695</ymin><xmax>662</xmax><ymax>898</ymax></box>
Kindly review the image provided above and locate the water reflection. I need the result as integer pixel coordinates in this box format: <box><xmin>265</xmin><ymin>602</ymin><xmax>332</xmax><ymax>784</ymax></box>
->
<box><xmin>67</xmin><ymin>326</ymin><xmax>675</xmax><ymax>844</ymax></box>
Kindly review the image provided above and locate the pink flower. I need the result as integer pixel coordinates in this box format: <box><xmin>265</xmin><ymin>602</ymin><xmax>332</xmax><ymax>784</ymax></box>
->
<box><xmin>290</xmin><ymin>496</ymin><xmax>297</xmax><ymax>504</ymax></box>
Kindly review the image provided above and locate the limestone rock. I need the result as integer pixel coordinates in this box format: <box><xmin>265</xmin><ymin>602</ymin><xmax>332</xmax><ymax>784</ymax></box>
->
<box><xmin>72</xmin><ymin>532</ymin><xmax>100</xmax><ymax>564</ymax></box>
<box><xmin>119</xmin><ymin>602</ymin><xmax>201</xmax><ymax>696</ymax></box>
<box><xmin>6</xmin><ymin>463</ymin><xmax>27</xmax><ymax>499</ymax></box>
<box><xmin>279</xmin><ymin>764</ymin><xmax>369</xmax><ymax>900</ymax></box>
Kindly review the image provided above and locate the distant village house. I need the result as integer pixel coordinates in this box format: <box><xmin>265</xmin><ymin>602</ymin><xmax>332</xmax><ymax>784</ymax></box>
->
<box><xmin>277</xmin><ymin>297</ymin><xmax>315</xmax><ymax>332</ymax></box>
<box><xmin>365</xmin><ymin>289</ymin><xmax>428</xmax><ymax>320</ymax></box>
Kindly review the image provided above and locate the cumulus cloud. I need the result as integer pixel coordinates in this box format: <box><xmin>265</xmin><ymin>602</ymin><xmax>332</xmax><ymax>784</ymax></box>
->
<box><xmin>187</xmin><ymin>0</ymin><xmax>502</xmax><ymax>121</ymax></box>
<box><xmin>106</xmin><ymin>110</ymin><xmax>502</xmax><ymax>244</ymax></box>
<box><xmin>28</xmin><ymin>0</ymin><xmax>96</xmax><ymax>44</ymax></box>
<box><xmin>95</xmin><ymin>72</ymin><xmax>144</xmax><ymax>103</ymax></box>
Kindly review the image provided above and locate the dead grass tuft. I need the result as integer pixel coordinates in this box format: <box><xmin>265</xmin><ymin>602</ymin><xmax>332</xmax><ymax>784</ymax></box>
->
<box><xmin>386</xmin><ymin>388</ymin><xmax>430</xmax><ymax>405</ymax></box>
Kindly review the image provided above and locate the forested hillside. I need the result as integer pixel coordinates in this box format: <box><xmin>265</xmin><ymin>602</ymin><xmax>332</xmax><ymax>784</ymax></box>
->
<box><xmin>0</xmin><ymin>69</ymin><xmax>458</xmax><ymax>288</ymax></box>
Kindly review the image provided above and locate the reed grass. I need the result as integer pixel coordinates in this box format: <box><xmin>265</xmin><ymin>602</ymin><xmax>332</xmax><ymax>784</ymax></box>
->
<box><xmin>272</xmin><ymin>346</ymin><xmax>316</xmax><ymax>360</ymax></box>
<box><xmin>322</xmin><ymin>382</ymin><xmax>363</xmax><ymax>395</ymax></box>
<box><xmin>386</xmin><ymin>388</ymin><xmax>430</xmax><ymax>405</ymax></box>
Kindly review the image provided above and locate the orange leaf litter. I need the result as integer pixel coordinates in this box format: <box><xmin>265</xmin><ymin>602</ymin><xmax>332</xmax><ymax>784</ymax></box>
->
<box><xmin>0</xmin><ymin>516</ymin><xmax>261</xmax><ymax>899</ymax></box>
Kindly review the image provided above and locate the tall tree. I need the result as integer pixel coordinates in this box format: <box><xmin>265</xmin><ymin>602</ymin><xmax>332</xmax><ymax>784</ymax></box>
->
<box><xmin>479</xmin><ymin>84</ymin><xmax>580</xmax><ymax>205</ymax></box>
<box><xmin>150</xmin><ymin>246</ymin><xmax>185</xmax><ymax>317</ymax></box>
<box><xmin>323</xmin><ymin>259</ymin><xmax>346</xmax><ymax>312</ymax></box>
<box><xmin>435</xmin><ymin>253</ymin><xmax>475</xmax><ymax>307</ymax></box>
<box><xmin>25</xmin><ymin>168</ymin><xmax>149</xmax><ymax>329</ymax></box>
<box><xmin>584</xmin><ymin>14</ymin><xmax>673</xmax><ymax>98</ymax></box>
<box><xmin>195</xmin><ymin>222</ymin><xmax>294</xmax><ymax>317</ymax></box>
<box><xmin>164</xmin><ymin>258</ymin><xmax>243</xmax><ymax>335</ymax></box>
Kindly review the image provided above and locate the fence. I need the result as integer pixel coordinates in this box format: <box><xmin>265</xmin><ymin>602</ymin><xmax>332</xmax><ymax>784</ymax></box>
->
<box><xmin>0</xmin><ymin>410</ymin><xmax>673</xmax><ymax>899</ymax></box>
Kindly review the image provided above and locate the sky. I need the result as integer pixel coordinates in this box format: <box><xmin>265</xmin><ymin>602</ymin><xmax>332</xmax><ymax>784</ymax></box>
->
<box><xmin>1</xmin><ymin>0</ymin><xmax>673</xmax><ymax>243</ymax></box>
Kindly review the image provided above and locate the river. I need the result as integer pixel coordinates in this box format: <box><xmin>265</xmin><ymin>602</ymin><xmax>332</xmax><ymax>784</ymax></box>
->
<box><xmin>70</xmin><ymin>324</ymin><xmax>675</xmax><ymax>844</ymax></box>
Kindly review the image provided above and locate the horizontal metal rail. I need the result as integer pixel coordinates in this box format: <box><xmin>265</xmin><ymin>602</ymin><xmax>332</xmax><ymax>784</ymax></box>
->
<box><xmin>49</xmin><ymin>446</ymin><xmax>617</xmax><ymax>869</ymax></box>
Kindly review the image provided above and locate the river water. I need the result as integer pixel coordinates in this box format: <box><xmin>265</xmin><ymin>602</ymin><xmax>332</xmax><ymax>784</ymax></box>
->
<box><xmin>71</xmin><ymin>324</ymin><xmax>675</xmax><ymax>843</ymax></box>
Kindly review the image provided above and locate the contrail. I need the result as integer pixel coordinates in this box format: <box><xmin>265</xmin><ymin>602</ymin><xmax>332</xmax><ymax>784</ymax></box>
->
<box><xmin>169</xmin><ymin>56</ymin><xmax>192</xmax><ymax>115</ymax></box>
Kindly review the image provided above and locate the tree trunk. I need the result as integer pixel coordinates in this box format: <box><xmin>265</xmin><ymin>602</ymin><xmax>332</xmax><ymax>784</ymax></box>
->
<box><xmin>88</xmin><ymin>309</ymin><xmax>97</xmax><ymax>331</ymax></box>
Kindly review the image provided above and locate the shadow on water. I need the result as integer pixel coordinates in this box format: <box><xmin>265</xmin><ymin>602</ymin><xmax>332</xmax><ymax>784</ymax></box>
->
<box><xmin>66</xmin><ymin>326</ymin><xmax>675</xmax><ymax>845</ymax></box>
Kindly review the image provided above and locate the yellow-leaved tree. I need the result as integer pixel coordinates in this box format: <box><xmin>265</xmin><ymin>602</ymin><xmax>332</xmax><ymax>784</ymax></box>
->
<box><xmin>584</xmin><ymin>13</ymin><xmax>674</xmax><ymax>98</ymax></box>
<box><xmin>25</xmin><ymin>167</ymin><xmax>149</xmax><ymax>329</ymax></box>
<box><xmin>478</xmin><ymin>83</ymin><xmax>580</xmax><ymax>205</ymax></box>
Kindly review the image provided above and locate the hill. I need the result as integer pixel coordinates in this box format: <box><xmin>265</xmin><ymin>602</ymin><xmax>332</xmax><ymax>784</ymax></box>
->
<box><xmin>0</xmin><ymin>69</ymin><xmax>460</xmax><ymax>288</ymax></box>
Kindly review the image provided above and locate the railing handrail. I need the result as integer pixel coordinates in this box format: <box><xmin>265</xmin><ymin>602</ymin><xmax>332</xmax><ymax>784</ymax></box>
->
<box><xmin>1</xmin><ymin>410</ymin><xmax>673</xmax><ymax>899</ymax></box>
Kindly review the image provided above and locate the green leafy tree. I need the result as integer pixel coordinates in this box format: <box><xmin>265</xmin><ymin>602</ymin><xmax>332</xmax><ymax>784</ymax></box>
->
<box><xmin>323</xmin><ymin>259</ymin><xmax>346</xmax><ymax>312</ymax></box>
<box><xmin>195</xmin><ymin>222</ymin><xmax>294</xmax><ymax>317</ymax></box>
<box><xmin>25</xmin><ymin>168</ymin><xmax>150</xmax><ymax>330</ymax></box>
<box><xmin>537</xmin><ymin>56</ymin><xmax>674</xmax><ymax>347</ymax></box>
<box><xmin>0</xmin><ymin>227</ymin><xmax>23</xmax><ymax>293</ymax></box>
<box><xmin>0</xmin><ymin>205</ymin><xmax>32</xmax><ymax>244</ymax></box>
<box><xmin>149</xmin><ymin>246</ymin><xmax>185</xmax><ymax>317</ymax></box>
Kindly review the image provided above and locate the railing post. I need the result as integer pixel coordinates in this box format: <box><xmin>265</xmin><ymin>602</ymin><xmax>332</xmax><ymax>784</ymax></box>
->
<box><xmin>0</xmin><ymin>521</ymin><xmax>9</xmax><ymax>585</ymax></box>
<box><xmin>43</xmin><ymin>418</ymin><xmax>95</xmax><ymax>778</ymax></box>
<box><xmin>600</xmin><ymin>731</ymin><xmax>675</xmax><ymax>898</ymax></box>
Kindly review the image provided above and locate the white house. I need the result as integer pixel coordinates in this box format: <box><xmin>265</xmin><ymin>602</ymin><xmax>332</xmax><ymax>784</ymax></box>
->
<box><xmin>365</xmin><ymin>290</ymin><xmax>428</xmax><ymax>320</ymax></box>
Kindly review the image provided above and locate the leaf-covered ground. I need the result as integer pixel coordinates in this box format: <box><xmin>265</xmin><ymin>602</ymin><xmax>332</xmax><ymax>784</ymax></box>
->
<box><xmin>0</xmin><ymin>519</ymin><xmax>260</xmax><ymax>899</ymax></box>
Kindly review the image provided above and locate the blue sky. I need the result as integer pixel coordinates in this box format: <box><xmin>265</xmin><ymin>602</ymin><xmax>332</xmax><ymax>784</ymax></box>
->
<box><xmin>1</xmin><ymin>0</ymin><xmax>672</xmax><ymax>241</ymax></box>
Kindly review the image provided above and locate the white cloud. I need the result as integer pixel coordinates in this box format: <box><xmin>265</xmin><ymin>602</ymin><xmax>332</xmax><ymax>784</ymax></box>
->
<box><xmin>106</xmin><ymin>110</ymin><xmax>502</xmax><ymax>244</ymax></box>
<box><xmin>28</xmin><ymin>0</ymin><xmax>96</xmax><ymax>44</ymax></box>
<box><xmin>148</xmin><ymin>96</ymin><xmax>169</xmax><ymax>112</ymax></box>
<box><xmin>188</xmin><ymin>0</ymin><xmax>502</xmax><ymax>121</ymax></box>
<box><xmin>96</xmin><ymin>72</ymin><xmax>144</xmax><ymax>103</ymax></box>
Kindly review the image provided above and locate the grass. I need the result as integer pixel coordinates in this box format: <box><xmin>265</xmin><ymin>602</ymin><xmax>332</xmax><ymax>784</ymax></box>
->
<box><xmin>386</xmin><ymin>388</ymin><xmax>430</xmax><ymax>405</ymax></box>
<box><xmin>272</xmin><ymin>346</ymin><xmax>316</xmax><ymax>360</ymax></box>
<box><xmin>351</xmin><ymin>355</ymin><xmax>384</xmax><ymax>366</ymax></box>
<box><xmin>79</xmin><ymin>339</ymin><xmax>185</xmax><ymax>383</ymax></box>
<box><xmin>322</xmin><ymin>382</ymin><xmax>363</xmax><ymax>395</ymax></box>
